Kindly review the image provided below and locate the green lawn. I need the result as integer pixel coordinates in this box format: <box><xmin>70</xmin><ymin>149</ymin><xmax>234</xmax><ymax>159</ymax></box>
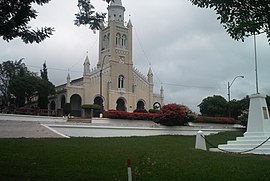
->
<box><xmin>1</xmin><ymin>131</ymin><xmax>270</xmax><ymax>181</ymax></box>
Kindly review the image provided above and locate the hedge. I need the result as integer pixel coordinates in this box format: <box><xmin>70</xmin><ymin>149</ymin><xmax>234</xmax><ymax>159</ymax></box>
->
<box><xmin>103</xmin><ymin>110</ymin><xmax>159</xmax><ymax>121</ymax></box>
<box><xmin>194</xmin><ymin>116</ymin><xmax>236</xmax><ymax>124</ymax></box>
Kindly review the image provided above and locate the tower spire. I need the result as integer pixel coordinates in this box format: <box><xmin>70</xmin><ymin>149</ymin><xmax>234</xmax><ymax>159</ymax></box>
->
<box><xmin>83</xmin><ymin>55</ymin><xmax>90</xmax><ymax>76</ymax></box>
<box><xmin>107</xmin><ymin>0</ymin><xmax>125</xmax><ymax>24</ymax></box>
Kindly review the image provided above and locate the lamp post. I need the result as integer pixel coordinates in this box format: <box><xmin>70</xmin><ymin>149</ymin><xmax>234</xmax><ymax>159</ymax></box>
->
<box><xmin>99</xmin><ymin>54</ymin><xmax>111</xmax><ymax>111</ymax></box>
<box><xmin>227</xmin><ymin>75</ymin><xmax>244</xmax><ymax>102</ymax></box>
<box><xmin>227</xmin><ymin>75</ymin><xmax>244</xmax><ymax>117</ymax></box>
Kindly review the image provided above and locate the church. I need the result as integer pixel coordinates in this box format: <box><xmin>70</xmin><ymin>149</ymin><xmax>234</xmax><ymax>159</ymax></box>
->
<box><xmin>50</xmin><ymin>0</ymin><xmax>164</xmax><ymax>117</ymax></box>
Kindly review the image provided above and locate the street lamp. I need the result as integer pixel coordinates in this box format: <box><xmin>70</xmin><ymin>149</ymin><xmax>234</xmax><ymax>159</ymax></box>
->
<box><xmin>99</xmin><ymin>54</ymin><xmax>111</xmax><ymax>111</ymax></box>
<box><xmin>227</xmin><ymin>75</ymin><xmax>244</xmax><ymax>102</ymax></box>
<box><xmin>227</xmin><ymin>75</ymin><xmax>244</xmax><ymax>117</ymax></box>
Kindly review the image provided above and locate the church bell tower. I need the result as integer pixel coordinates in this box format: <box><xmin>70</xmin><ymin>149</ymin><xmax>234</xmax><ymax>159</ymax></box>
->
<box><xmin>98</xmin><ymin>0</ymin><xmax>133</xmax><ymax>92</ymax></box>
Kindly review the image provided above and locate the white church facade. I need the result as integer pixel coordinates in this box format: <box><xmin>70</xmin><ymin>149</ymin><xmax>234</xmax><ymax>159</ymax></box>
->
<box><xmin>49</xmin><ymin>0</ymin><xmax>164</xmax><ymax>117</ymax></box>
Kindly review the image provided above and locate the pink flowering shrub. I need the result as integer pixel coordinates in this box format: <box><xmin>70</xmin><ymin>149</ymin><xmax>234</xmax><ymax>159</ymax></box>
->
<box><xmin>103</xmin><ymin>110</ymin><xmax>159</xmax><ymax>121</ymax></box>
<box><xmin>156</xmin><ymin>104</ymin><xmax>193</xmax><ymax>126</ymax></box>
<box><xmin>104</xmin><ymin>104</ymin><xmax>195</xmax><ymax>126</ymax></box>
<box><xmin>195</xmin><ymin>116</ymin><xmax>236</xmax><ymax>124</ymax></box>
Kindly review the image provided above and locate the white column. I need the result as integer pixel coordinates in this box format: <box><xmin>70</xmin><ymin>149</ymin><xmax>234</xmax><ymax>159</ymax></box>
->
<box><xmin>245</xmin><ymin>93</ymin><xmax>270</xmax><ymax>137</ymax></box>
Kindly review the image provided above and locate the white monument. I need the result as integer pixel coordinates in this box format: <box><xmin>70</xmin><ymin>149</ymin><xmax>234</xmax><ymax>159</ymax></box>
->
<box><xmin>195</xmin><ymin>130</ymin><xmax>207</xmax><ymax>151</ymax></box>
<box><xmin>212</xmin><ymin>93</ymin><xmax>270</xmax><ymax>154</ymax></box>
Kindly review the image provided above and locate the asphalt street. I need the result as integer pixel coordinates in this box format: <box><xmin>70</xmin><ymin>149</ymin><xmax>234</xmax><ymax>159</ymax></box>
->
<box><xmin>0</xmin><ymin>114</ymin><xmax>66</xmax><ymax>138</ymax></box>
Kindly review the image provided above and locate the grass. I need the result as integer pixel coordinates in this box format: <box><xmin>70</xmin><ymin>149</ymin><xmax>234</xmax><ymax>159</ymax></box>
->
<box><xmin>1</xmin><ymin>131</ymin><xmax>270</xmax><ymax>181</ymax></box>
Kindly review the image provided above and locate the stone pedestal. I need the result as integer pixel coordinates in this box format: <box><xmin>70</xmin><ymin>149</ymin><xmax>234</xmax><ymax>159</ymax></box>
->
<box><xmin>211</xmin><ymin>93</ymin><xmax>270</xmax><ymax>155</ymax></box>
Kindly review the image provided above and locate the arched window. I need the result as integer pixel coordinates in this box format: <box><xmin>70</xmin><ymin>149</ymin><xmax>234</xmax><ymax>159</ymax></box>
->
<box><xmin>116</xmin><ymin>98</ymin><xmax>126</xmax><ymax>111</ymax></box>
<box><xmin>122</xmin><ymin>34</ymin><xmax>127</xmax><ymax>49</ymax></box>
<box><xmin>118</xmin><ymin>75</ymin><xmax>124</xmax><ymax>89</ymax></box>
<box><xmin>70</xmin><ymin>94</ymin><xmax>82</xmax><ymax>117</ymax></box>
<box><xmin>116</xmin><ymin>33</ymin><xmax>121</xmax><ymax>47</ymax></box>
<box><xmin>137</xmin><ymin>100</ymin><xmax>145</xmax><ymax>110</ymax></box>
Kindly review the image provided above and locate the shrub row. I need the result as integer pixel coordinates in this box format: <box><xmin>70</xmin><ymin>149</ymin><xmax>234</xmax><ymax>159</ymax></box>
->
<box><xmin>104</xmin><ymin>104</ymin><xmax>195</xmax><ymax>126</ymax></box>
<box><xmin>103</xmin><ymin>110</ymin><xmax>159</xmax><ymax>121</ymax></box>
<box><xmin>194</xmin><ymin>116</ymin><xmax>236</xmax><ymax>124</ymax></box>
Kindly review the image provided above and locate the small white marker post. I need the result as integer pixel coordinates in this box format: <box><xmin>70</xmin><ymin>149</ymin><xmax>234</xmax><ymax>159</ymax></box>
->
<box><xmin>127</xmin><ymin>159</ymin><xmax>132</xmax><ymax>181</ymax></box>
<box><xmin>195</xmin><ymin>130</ymin><xmax>207</xmax><ymax>151</ymax></box>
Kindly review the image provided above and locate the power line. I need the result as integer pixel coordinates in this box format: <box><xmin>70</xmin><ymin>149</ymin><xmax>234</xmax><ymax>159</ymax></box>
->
<box><xmin>133</xmin><ymin>26</ymin><xmax>163</xmax><ymax>84</ymax></box>
<box><xmin>4</xmin><ymin>60</ymin><xmax>225</xmax><ymax>90</ymax></box>
<box><xmin>154</xmin><ymin>82</ymin><xmax>226</xmax><ymax>90</ymax></box>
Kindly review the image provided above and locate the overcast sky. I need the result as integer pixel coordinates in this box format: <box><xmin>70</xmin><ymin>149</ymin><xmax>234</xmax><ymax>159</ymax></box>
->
<box><xmin>1</xmin><ymin>0</ymin><xmax>269</xmax><ymax>113</ymax></box>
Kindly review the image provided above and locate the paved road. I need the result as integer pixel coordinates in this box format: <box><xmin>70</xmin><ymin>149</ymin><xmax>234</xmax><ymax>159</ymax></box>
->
<box><xmin>0</xmin><ymin>120</ymin><xmax>64</xmax><ymax>138</ymax></box>
<box><xmin>0</xmin><ymin>114</ymin><xmax>67</xmax><ymax>138</ymax></box>
<box><xmin>0</xmin><ymin>113</ymin><xmax>242</xmax><ymax>138</ymax></box>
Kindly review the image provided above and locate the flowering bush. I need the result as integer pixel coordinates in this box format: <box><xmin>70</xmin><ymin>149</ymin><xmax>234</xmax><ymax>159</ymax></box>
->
<box><xmin>103</xmin><ymin>104</ymin><xmax>196</xmax><ymax>126</ymax></box>
<box><xmin>103</xmin><ymin>110</ymin><xmax>159</xmax><ymax>121</ymax></box>
<box><xmin>194</xmin><ymin>116</ymin><xmax>236</xmax><ymax>124</ymax></box>
<box><xmin>156</xmin><ymin>104</ymin><xmax>193</xmax><ymax>126</ymax></box>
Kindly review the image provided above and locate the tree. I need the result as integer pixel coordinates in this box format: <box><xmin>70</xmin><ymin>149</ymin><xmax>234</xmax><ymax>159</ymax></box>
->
<box><xmin>40</xmin><ymin>62</ymin><xmax>48</xmax><ymax>81</ymax></box>
<box><xmin>0</xmin><ymin>59</ymin><xmax>30</xmax><ymax>106</ymax></box>
<box><xmin>0</xmin><ymin>0</ymin><xmax>112</xmax><ymax>43</ymax></box>
<box><xmin>9</xmin><ymin>75</ymin><xmax>40</xmax><ymax>107</ymax></box>
<box><xmin>37</xmin><ymin>79</ymin><xmax>55</xmax><ymax>109</ymax></box>
<box><xmin>189</xmin><ymin>0</ymin><xmax>270</xmax><ymax>44</ymax></box>
<box><xmin>228</xmin><ymin>96</ymin><xmax>250</xmax><ymax>119</ymax></box>
<box><xmin>0</xmin><ymin>0</ymin><xmax>54</xmax><ymax>43</ymax></box>
<box><xmin>38</xmin><ymin>62</ymin><xmax>55</xmax><ymax>109</ymax></box>
<box><xmin>198</xmin><ymin>95</ymin><xmax>228</xmax><ymax>116</ymax></box>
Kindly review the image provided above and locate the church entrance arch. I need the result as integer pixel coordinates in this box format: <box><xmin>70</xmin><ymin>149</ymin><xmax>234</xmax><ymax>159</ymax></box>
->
<box><xmin>136</xmin><ymin>100</ymin><xmax>145</xmax><ymax>110</ymax></box>
<box><xmin>94</xmin><ymin>96</ymin><xmax>103</xmax><ymax>106</ymax></box>
<box><xmin>116</xmin><ymin>98</ymin><xmax>126</xmax><ymax>111</ymax></box>
<box><xmin>70</xmin><ymin>94</ymin><xmax>82</xmax><ymax>117</ymax></box>
<box><xmin>93</xmin><ymin>96</ymin><xmax>103</xmax><ymax>117</ymax></box>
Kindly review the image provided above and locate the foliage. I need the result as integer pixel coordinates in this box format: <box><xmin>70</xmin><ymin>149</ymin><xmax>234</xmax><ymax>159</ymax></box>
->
<box><xmin>199</xmin><ymin>95</ymin><xmax>228</xmax><ymax>117</ymax></box>
<box><xmin>63</xmin><ymin>103</ymin><xmax>71</xmax><ymax>116</ymax></box>
<box><xmin>103</xmin><ymin>110</ymin><xmax>159</xmax><ymax>121</ymax></box>
<box><xmin>149</xmin><ymin>109</ymin><xmax>161</xmax><ymax>113</ymax></box>
<box><xmin>189</xmin><ymin>0</ymin><xmax>270</xmax><ymax>44</ymax></box>
<box><xmin>237</xmin><ymin>110</ymin><xmax>248</xmax><ymax>128</ymax></box>
<box><xmin>0</xmin><ymin>0</ymin><xmax>54</xmax><ymax>43</ymax></box>
<box><xmin>228</xmin><ymin>96</ymin><xmax>250</xmax><ymax>118</ymax></box>
<box><xmin>37</xmin><ymin>63</ymin><xmax>55</xmax><ymax>109</ymax></box>
<box><xmin>133</xmin><ymin>109</ymin><xmax>148</xmax><ymax>113</ymax></box>
<box><xmin>194</xmin><ymin>116</ymin><xmax>236</xmax><ymax>124</ymax></box>
<box><xmin>9</xmin><ymin>75</ymin><xmax>39</xmax><ymax>107</ymax></box>
<box><xmin>9</xmin><ymin>74</ymin><xmax>55</xmax><ymax>108</ymax></box>
<box><xmin>0</xmin><ymin>59</ymin><xmax>30</xmax><ymax>106</ymax></box>
<box><xmin>0</xmin><ymin>0</ymin><xmax>113</xmax><ymax>43</ymax></box>
<box><xmin>74</xmin><ymin>0</ymin><xmax>106</xmax><ymax>32</ymax></box>
<box><xmin>40</xmin><ymin>62</ymin><xmax>48</xmax><ymax>81</ymax></box>
<box><xmin>81</xmin><ymin>104</ymin><xmax>101</xmax><ymax>110</ymax></box>
<box><xmin>36</xmin><ymin>78</ymin><xmax>55</xmax><ymax>108</ymax></box>
<box><xmin>157</xmin><ymin>104</ymin><xmax>192</xmax><ymax>126</ymax></box>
